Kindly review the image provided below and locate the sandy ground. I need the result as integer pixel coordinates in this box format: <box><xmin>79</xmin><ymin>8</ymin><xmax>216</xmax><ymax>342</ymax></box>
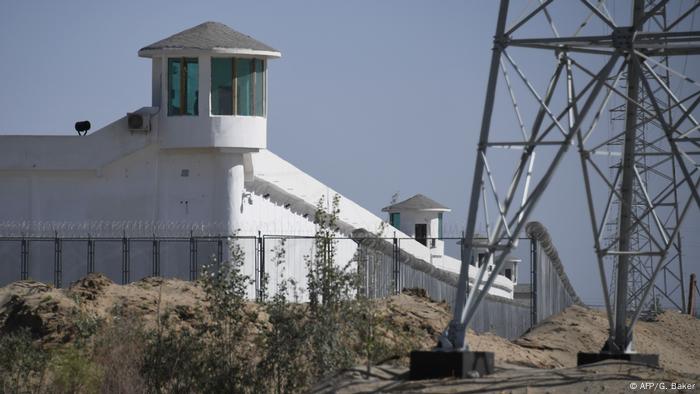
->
<box><xmin>0</xmin><ymin>274</ymin><xmax>210</xmax><ymax>345</ymax></box>
<box><xmin>322</xmin><ymin>289</ymin><xmax>700</xmax><ymax>392</ymax></box>
<box><xmin>1</xmin><ymin>275</ymin><xmax>698</xmax><ymax>392</ymax></box>
<box><xmin>381</xmin><ymin>289</ymin><xmax>700</xmax><ymax>376</ymax></box>
<box><xmin>313</xmin><ymin>361</ymin><xmax>699</xmax><ymax>393</ymax></box>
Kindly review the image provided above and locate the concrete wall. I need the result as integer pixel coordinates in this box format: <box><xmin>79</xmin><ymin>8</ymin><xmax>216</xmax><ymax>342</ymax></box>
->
<box><xmin>0</xmin><ymin>143</ymin><xmax>247</xmax><ymax>234</ymax></box>
<box><xmin>0</xmin><ymin>143</ymin><xmax>516</xmax><ymax>299</ymax></box>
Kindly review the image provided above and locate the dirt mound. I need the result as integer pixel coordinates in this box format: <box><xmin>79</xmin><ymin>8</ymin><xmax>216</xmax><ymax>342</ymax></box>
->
<box><xmin>0</xmin><ymin>279</ymin><xmax>75</xmax><ymax>342</ymax></box>
<box><xmin>67</xmin><ymin>273</ymin><xmax>113</xmax><ymax>300</ymax></box>
<box><xmin>0</xmin><ymin>277</ymin><xmax>698</xmax><ymax>376</ymax></box>
<box><xmin>355</xmin><ymin>292</ymin><xmax>699</xmax><ymax>375</ymax></box>
<box><xmin>378</xmin><ymin>291</ymin><xmax>451</xmax><ymax>344</ymax></box>
<box><xmin>511</xmin><ymin>304</ymin><xmax>700</xmax><ymax>375</ymax></box>
<box><xmin>0</xmin><ymin>276</ymin><xmax>209</xmax><ymax>345</ymax></box>
<box><xmin>315</xmin><ymin>302</ymin><xmax>700</xmax><ymax>392</ymax></box>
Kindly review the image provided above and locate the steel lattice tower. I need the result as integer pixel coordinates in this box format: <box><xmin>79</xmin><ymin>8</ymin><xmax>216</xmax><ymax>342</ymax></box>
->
<box><xmin>606</xmin><ymin>3</ymin><xmax>687</xmax><ymax>315</ymax></box>
<box><xmin>441</xmin><ymin>0</ymin><xmax>700</xmax><ymax>354</ymax></box>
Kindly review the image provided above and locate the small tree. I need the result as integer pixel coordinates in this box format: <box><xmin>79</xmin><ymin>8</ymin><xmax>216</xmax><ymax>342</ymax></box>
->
<box><xmin>305</xmin><ymin>194</ymin><xmax>356</xmax><ymax>379</ymax></box>
<box><xmin>352</xmin><ymin>191</ymin><xmax>405</xmax><ymax>377</ymax></box>
<box><xmin>258</xmin><ymin>238</ymin><xmax>312</xmax><ymax>393</ymax></box>
<box><xmin>142</xmin><ymin>237</ymin><xmax>258</xmax><ymax>393</ymax></box>
<box><xmin>198</xmin><ymin>238</ymin><xmax>258</xmax><ymax>392</ymax></box>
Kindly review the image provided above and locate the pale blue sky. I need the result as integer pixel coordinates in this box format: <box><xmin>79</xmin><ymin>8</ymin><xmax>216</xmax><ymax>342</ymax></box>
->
<box><xmin>1</xmin><ymin>0</ymin><xmax>698</xmax><ymax>306</ymax></box>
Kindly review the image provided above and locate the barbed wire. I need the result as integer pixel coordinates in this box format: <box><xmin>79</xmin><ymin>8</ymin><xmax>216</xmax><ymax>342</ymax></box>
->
<box><xmin>0</xmin><ymin>221</ymin><xmax>232</xmax><ymax>238</ymax></box>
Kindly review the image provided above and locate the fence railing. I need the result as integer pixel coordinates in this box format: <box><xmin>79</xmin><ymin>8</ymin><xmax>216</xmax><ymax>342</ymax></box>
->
<box><xmin>353</xmin><ymin>229</ymin><xmax>536</xmax><ymax>338</ymax></box>
<box><xmin>0</xmin><ymin>233</ymin><xmax>529</xmax><ymax>291</ymax></box>
<box><xmin>0</xmin><ymin>224</ymin><xmax>581</xmax><ymax>338</ymax></box>
<box><xmin>526</xmin><ymin>221</ymin><xmax>583</xmax><ymax>324</ymax></box>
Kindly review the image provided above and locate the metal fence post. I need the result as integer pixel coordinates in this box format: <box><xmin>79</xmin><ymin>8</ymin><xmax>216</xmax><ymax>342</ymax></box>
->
<box><xmin>152</xmin><ymin>235</ymin><xmax>160</xmax><ymax>277</ymax></box>
<box><xmin>260</xmin><ymin>236</ymin><xmax>266</xmax><ymax>298</ymax></box>
<box><xmin>20</xmin><ymin>237</ymin><xmax>29</xmax><ymax>280</ymax></box>
<box><xmin>363</xmin><ymin>245</ymin><xmax>369</xmax><ymax>298</ymax></box>
<box><xmin>54</xmin><ymin>231</ymin><xmax>62</xmax><ymax>288</ymax></box>
<box><xmin>256</xmin><ymin>232</ymin><xmax>263</xmax><ymax>301</ymax></box>
<box><xmin>688</xmin><ymin>273</ymin><xmax>697</xmax><ymax>317</ymax></box>
<box><xmin>189</xmin><ymin>232</ymin><xmax>197</xmax><ymax>281</ymax></box>
<box><xmin>393</xmin><ymin>236</ymin><xmax>400</xmax><ymax>295</ymax></box>
<box><xmin>530</xmin><ymin>237</ymin><xmax>537</xmax><ymax>327</ymax></box>
<box><xmin>216</xmin><ymin>237</ymin><xmax>223</xmax><ymax>268</ymax></box>
<box><xmin>87</xmin><ymin>235</ymin><xmax>95</xmax><ymax>275</ymax></box>
<box><xmin>121</xmin><ymin>233</ymin><xmax>130</xmax><ymax>285</ymax></box>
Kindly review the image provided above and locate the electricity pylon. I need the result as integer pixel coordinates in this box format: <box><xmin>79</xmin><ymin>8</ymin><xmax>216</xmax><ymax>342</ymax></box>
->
<box><xmin>606</xmin><ymin>4</ymin><xmax>687</xmax><ymax>316</ymax></box>
<box><xmin>443</xmin><ymin>0</ymin><xmax>700</xmax><ymax>355</ymax></box>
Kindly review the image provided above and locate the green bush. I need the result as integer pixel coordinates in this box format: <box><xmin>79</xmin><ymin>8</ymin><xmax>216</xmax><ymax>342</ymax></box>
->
<box><xmin>142</xmin><ymin>320</ymin><xmax>204</xmax><ymax>394</ymax></box>
<box><xmin>257</xmin><ymin>239</ymin><xmax>313</xmax><ymax>393</ymax></box>
<box><xmin>50</xmin><ymin>347</ymin><xmax>103</xmax><ymax>394</ymax></box>
<box><xmin>305</xmin><ymin>195</ymin><xmax>357</xmax><ymax>379</ymax></box>
<box><xmin>142</xmin><ymin>238</ymin><xmax>259</xmax><ymax>393</ymax></box>
<box><xmin>0</xmin><ymin>329</ymin><xmax>49</xmax><ymax>394</ymax></box>
<box><xmin>92</xmin><ymin>312</ymin><xmax>147</xmax><ymax>393</ymax></box>
<box><xmin>70</xmin><ymin>300</ymin><xmax>103</xmax><ymax>349</ymax></box>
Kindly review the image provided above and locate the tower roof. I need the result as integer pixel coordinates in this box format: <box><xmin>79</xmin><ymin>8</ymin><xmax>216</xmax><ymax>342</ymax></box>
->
<box><xmin>138</xmin><ymin>21</ymin><xmax>281</xmax><ymax>58</ymax></box>
<box><xmin>382</xmin><ymin>194</ymin><xmax>450</xmax><ymax>212</ymax></box>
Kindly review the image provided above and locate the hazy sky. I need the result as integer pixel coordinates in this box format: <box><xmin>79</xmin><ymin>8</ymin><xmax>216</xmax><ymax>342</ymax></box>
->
<box><xmin>1</xmin><ymin>0</ymin><xmax>698</xmax><ymax>307</ymax></box>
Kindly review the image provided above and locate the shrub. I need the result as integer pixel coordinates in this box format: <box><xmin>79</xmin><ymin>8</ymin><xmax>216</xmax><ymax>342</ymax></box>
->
<box><xmin>69</xmin><ymin>299</ymin><xmax>103</xmax><ymax>350</ymax></box>
<box><xmin>142</xmin><ymin>238</ymin><xmax>258</xmax><ymax>393</ymax></box>
<box><xmin>142</xmin><ymin>319</ymin><xmax>204</xmax><ymax>394</ymax></box>
<box><xmin>50</xmin><ymin>347</ymin><xmax>103</xmax><ymax>394</ymax></box>
<box><xmin>0</xmin><ymin>328</ymin><xmax>49</xmax><ymax>394</ymax></box>
<box><xmin>350</xmin><ymin>197</ymin><xmax>412</xmax><ymax>375</ymax></box>
<box><xmin>257</xmin><ymin>239</ymin><xmax>313</xmax><ymax>393</ymax></box>
<box><xmin>197</xmin><ymin>239</ymin><xmax>259</xmax><ymax>392</ymax></box>
<box><xmin>92</xmin><ymin>312</ymin><xmax>147</xmax><ymax>394</ymax></box>
<box><xmin>305</xmin><ymin>195</ymin><xmax>357</xmax><ymax>379</ymax></box>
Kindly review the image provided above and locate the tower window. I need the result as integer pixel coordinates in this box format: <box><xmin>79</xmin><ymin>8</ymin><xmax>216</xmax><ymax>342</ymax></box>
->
<box><xmin>477</xmin><ymin>253</ymin><xmax>486</xmax><ymax>267</ymax></box>
<box><xmin>389</xmin><ymin>212</ymin><xmax>400</xmax><ymax>229</ymax></box>
<box><xmin>438</xmin><ymin>212</ymin><xmax>444</xmax><ymax>240</ymax></box>
<box><xmin>168</xmin><ymin>58</ymin><xmax>199</xmax><ymax>116</ymax></box>
<box><xmin>211</xmin><ymin>58</ymin><xmax>265</xmax><ymax>116</ymax></box>
<box><xmin>415</xmin><ymin>224</ymin><xmax>427</xmax><ymax>246</ymax></box>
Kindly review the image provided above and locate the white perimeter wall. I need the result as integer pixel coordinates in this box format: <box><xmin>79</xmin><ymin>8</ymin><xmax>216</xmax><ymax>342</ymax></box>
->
<box><xmin>0</xmin><ymin>137</ymin><xmax>514</xmax><ymax>300</ymax></box>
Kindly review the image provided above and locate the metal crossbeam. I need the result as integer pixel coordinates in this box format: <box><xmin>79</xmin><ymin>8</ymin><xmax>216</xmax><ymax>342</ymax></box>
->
<box><xmin>443</xmin><ymin>0</ymin><xmax>700</xmax><ymax>353</ymax></box>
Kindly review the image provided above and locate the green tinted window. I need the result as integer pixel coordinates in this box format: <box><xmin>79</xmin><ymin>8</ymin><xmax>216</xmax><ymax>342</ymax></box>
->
<box><xmin>390</xmin><ymin>213</ymin><xmax>400</xmax><ymax>229</ymax></box>
<box><xmin>168</xmin><ymin>59</ymin><xmax>181</xmax><ymax>116</ymax></box>
<box><xmin>236</xmin><ymin>58</ymin><xmax>252</xmax><ymax>116</ymax></box>
<box><xmin>211</xmin><ymin>58</ymin><xmax>233</xmax><ymax>115</ymax></box>
<box><xmin>210</xmin><ymin>57</ymin><xmax>265</xmax><ymax>117</ymax></box>
<box><xmin>168</xmin><ymin>58</ymin><xmax>198</xmax><ymax>116</ymax></box>
<box><xmin>185</xmin><ymin>58</ymin><xmax>198</xmax><ymax>115</ymax></box>
<box><xmin>254</xmin><ymin>59</ymin><xmax>265</xmax><ymax>116</ymax></box>
<box><xmin>438</xmin><ymin>212</ymin><xmax>443</xmax><ymax>240</ymax></box>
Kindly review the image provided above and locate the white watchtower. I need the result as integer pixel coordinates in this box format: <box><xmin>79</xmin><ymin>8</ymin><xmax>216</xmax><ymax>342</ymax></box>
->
<box><xmin>382</xmin><ymin>194</ymin><xmax>450</xmax><ymax>257</ymax></box>
<box><xmin>137</xmin><ymin>22</ymin><xmax>281</xmax><ymax>233</ymax></box>
<box><xmin>139</xmin><ymin>21</ymin><xmax>281</xmax><ymax>150</ymax></box>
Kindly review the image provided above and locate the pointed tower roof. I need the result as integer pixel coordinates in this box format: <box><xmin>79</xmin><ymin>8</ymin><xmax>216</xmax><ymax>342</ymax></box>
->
<box><xmin>382</xmin><ymin>194</ymin><xmax>450</xmax><ymax>212</ymax></box>
<box><xmin>138</xmin><ymin>21</ymin><xmax>281</xmax><ymax>58</ymax></box>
